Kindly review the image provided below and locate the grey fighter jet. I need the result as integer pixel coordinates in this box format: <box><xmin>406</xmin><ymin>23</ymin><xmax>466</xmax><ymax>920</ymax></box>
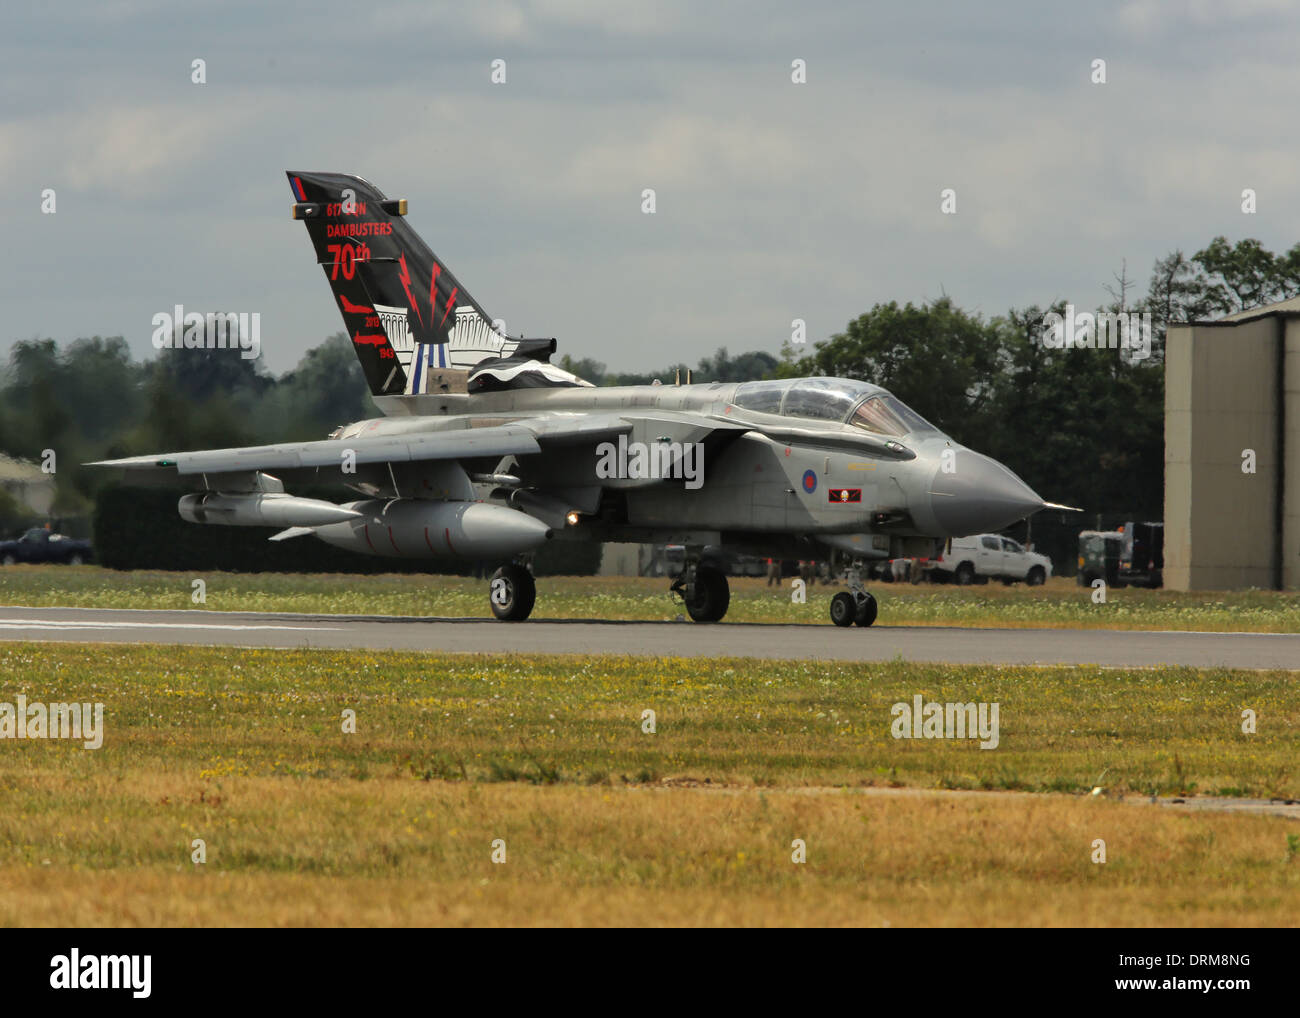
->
<box><xmin>92</xmin><ymin>171</ymin><xmax>1063</xmax><ymax>627</ymax></box>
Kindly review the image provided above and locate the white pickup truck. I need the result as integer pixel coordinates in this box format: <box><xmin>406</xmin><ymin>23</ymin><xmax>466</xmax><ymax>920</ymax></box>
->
<box><xmin>929</xmin><ymin>534</ymin><xmax>1051</xmax><ymax>586</ymax></box>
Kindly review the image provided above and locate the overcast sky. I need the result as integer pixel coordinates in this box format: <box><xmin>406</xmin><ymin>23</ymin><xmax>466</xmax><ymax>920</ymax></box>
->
<box><xmin>5</xmin><ymin>0</ymin><xmax>1300</xmax><ymax>376</ymax></box>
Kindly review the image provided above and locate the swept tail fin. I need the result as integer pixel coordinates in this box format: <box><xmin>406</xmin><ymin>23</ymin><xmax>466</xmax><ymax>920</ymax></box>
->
<box><xmin>287</xmin><ymin>170</ymin><xmax>518</xmax><ymax>396</ymax></box>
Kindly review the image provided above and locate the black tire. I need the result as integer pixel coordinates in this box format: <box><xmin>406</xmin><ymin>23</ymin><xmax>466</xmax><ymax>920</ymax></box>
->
<box><xmin>69</xmin><ymin>554</ymin><xmax>84</xmax><ymax>566</ymax></box>
<box><xmin>954</xmin><ymin>562</ymin><xmax>975</xmax><ymax>586</ymax></box>
<box><xmin>685</xmin><ymin>566</ymin><xmax>729</xmax><ymax>623</ymax></box>
<box><xmin>0</xmin><ymin>554</ymin><xmax>14</xmax><ymax>566</ymax></box>
<box><xmin>1026</xmin><ymin>566</ymin><xmax>1046</xmax><ymax>587</ymax></box>
<box><xmin>853</xmin><ymin>592</ymin><xmax>878</xmax><ymax>627</ymax></box>
<box><xmin>489</xmin><ymin>564</ymin><xmax>536</xmax><ymax>621</ymax></box>
<box><xmin>830</xmin><ymin>592</ymin><xmax>857</xmax><ymax>627</ymax></box>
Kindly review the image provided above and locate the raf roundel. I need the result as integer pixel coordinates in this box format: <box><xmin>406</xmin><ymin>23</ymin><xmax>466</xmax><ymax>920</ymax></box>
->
<box><xmin>802</xmin><ymin>469</ymin><xmax>817</xmax><ymax>494</ymax></box>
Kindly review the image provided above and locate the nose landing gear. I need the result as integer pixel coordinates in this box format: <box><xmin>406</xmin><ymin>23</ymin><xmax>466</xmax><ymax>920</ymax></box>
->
<box><xmin>830</xmin><ymin>562</ymin><xmax>877</xmax><ymax>627</ymax></box>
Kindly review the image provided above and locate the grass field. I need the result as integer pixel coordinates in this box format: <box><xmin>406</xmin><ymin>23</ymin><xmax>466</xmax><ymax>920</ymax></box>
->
<box><xmin>3</xmin><ymin>565</ymin><xmax>1300</xmax><ymax>631</ymax></box>
<box><xmin>2</xmin><ymin>643</ymin><xmax>1296</xmax><ymax>926</ymax></box>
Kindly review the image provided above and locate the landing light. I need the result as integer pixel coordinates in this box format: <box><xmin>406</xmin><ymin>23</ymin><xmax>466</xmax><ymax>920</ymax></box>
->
<box><xmin>566</xmin><ymin>511</ymin><xmax>581</xmax><ymax>526</ymax></box>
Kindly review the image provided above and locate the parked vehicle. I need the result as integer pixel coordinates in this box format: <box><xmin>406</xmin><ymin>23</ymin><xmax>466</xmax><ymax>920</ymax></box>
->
<box><xmin>929</xmin><ymin>534</ymin><xmax>1051</xmax><ymax>585</ymax></box>
<box><xmin>1077</xmin><ymin>530</ymin><xmax>1123</xmax><ymax>587</ymax></box>
<box><xmin>1117</xmin><ymin>521</ymin><xmax>1164</xmax><ymax>588</ymax></box>
<box><xmin>0</xmin><ymin>527</ymin><xmax>94</xmax><ymax>565</ymax></box>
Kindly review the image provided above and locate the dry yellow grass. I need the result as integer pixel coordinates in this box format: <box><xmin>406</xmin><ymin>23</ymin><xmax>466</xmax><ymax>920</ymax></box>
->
<box><xmin>3</xmin><ymin>778</ymin><xmax>1297</xmax><ymax>927</ymax></box>
<box><xmin>2</xmin><ymin>643</ymin><xmax>1295</xmax><ymax>926</ymax></box>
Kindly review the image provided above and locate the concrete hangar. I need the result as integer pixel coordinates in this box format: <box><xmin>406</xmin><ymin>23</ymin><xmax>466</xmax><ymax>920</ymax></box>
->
<box><xmin>1165</xmin><ymin>297</ymin><xmax>1300</xmax><ymax>589</ymax></box>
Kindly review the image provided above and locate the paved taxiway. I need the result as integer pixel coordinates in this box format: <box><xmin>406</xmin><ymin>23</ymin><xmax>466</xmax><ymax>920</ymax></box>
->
<box><xmin>1</xmin><ymin>606</ymin><xmax>1298</xmax><ymax>668</ymax></box>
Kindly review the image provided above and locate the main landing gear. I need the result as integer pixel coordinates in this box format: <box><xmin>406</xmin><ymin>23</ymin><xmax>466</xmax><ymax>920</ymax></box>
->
<box><xmin>489</xmin><ymin>563</ymin><xmax>536</xmax><ymax>621</ymax></box>
<box><xmin>830</xmin><ymin>561</ymin><xmax>877</xmax><ymax>628</ymax></box>
<box><xmin>670</xmin><ymin>557</ymin><xmax>730</xmax><ymax>623</ymax></box>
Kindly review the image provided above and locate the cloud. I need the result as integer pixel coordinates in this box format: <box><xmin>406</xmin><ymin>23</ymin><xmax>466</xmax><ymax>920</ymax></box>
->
<box><xmin>5</xmin><ymin>1</ymin><xmax>1300</xmax><ymax>376</ymax></box>
<box><xmin>1119</xmin><ymin>0</ymin><xmax>1297</xmax><ymax>33</ymax></box>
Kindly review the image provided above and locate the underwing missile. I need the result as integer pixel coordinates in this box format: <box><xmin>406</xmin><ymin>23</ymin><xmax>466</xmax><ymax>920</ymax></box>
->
<box><xmin>177</xmin><ymin>492</ymin><xmax>363</xmax><ymax>528</ymax></box>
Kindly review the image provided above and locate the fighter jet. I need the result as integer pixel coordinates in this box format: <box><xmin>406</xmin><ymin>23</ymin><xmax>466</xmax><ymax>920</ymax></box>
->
<box><xmin>91</xmin><ymin>171</ymin><xmax>1063</xmax><ymax>627</ymax></box>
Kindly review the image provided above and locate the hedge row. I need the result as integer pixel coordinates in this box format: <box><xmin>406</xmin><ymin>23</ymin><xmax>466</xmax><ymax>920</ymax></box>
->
<box><xmin>92</xmin><ymin>485</ymin><xmax>602</xmax><ymax>576</ymax></box>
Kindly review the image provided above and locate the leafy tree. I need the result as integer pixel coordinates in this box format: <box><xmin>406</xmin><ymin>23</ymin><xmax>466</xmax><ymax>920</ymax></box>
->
<box><xmin>5</xmin><ymin>233</ymin><xmax>1288</xmax><ymax>563</ymax></box>
<box><xmin>693</xmin><ymin>347</ymin><xmax>778</xmax><ymax>382</ymax></box>
<box><xmin>1192</xmin><ymin>237</ymin><xmax>1280</xmax><ymax>314</ymax></box>
<box><xmin>1145</xmin><ymin>251</ymin><xmax>1217</xmax><ymax>346</ymax></box>
<box><xmin>557</xmin><ymin>355</ymin><xmax>608</xmax><ymax>385</ymax></box>
<box><xmin>0</xmin><ymin>487</ymin><xmax>34</xmax><ymax>537</ymax></box>
<box><xmin>982</xmin><ymin>303</ymin><xmax>1163</xmax><ymax>518</ymax></box>
<box><xmin>563</xmin><ymin>347</ymin><xmax>777</xmax><ymax>387</ymax></box>
<box><xmin>272</xmin><ymin>332</ymin><xmax>374</xmax><ymax>440</ymax></box>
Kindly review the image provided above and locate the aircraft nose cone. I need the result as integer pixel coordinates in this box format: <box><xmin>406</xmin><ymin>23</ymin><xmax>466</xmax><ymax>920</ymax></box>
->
<box><xmin>928</xmin><ymin>450</ymin><xmax>1044</xmax><ymax>536</ymax></box>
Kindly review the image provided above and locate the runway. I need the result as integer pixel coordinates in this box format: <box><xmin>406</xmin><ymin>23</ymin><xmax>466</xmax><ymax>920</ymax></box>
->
<box><xmin>2</xmin><ymin>605</ymin><xmax>1298</xmax><ymax>667</ymax></box>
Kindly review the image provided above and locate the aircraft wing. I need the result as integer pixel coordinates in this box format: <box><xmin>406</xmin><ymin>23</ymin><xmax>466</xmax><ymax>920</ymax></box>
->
<box><xmin>86</xmin><ymin>411</ymin><xmax>749</xmax><ymax>480</ymax></box>
<box><xmin>89</xmin><ymin>425</ymin><xmax>547</xmax><ymax>476</ymax></box>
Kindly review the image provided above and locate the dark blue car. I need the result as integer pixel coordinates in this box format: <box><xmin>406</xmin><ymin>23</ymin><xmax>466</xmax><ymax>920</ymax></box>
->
<box><xmin>0</xmin><ymin>527</ymin><xmax>93</xmax><ymax>565</ymax></box>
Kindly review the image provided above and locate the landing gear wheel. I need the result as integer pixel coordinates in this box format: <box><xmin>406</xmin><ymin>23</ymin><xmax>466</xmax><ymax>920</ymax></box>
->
<box><xmin>489</xmin><ymin>564</ymin><xmax>536</xmax><ymax>621</ymax></box>
<box><xmin>834</xmin><ymin>557</ymin><xmax>879</xmax><ymax>628</ymax></box>
<box><xmin>853</xmin><ymin>592</ymin><xmax>878</xmax><ymax>627</ymax></box>
<box><xmin>685</xmin><ymin>565</ymin><xmax>730</xmax><ymax>623</ymax></box>
<box><xmin>830</xmin><ymin>592</ymin><xmax>857</xmax><ymax>627</ymax></box>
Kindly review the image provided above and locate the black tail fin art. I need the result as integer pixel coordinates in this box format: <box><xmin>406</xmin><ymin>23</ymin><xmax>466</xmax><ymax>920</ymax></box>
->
<box><xmin>287</xmin><ymin>170</ymin><xmax>516</xmax><ymax>397</ymax></box>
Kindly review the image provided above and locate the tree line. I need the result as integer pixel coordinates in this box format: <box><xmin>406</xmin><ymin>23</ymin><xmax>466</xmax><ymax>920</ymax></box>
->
<box><xmin>0</xmin><ymin>331</ymin><xmax>371</xmax><ymax>532</ymax></box>
<box><xmin>2</xmin><ymin>235</ymin><xmax>1294</xmax><ymax>545</ymax></box>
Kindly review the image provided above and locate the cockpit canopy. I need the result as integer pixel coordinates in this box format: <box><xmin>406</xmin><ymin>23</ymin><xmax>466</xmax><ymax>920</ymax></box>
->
<box><xmin>731</xmin><ymin>377</ymin><xmax>941</xmax><ymax>439</ymax></box>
